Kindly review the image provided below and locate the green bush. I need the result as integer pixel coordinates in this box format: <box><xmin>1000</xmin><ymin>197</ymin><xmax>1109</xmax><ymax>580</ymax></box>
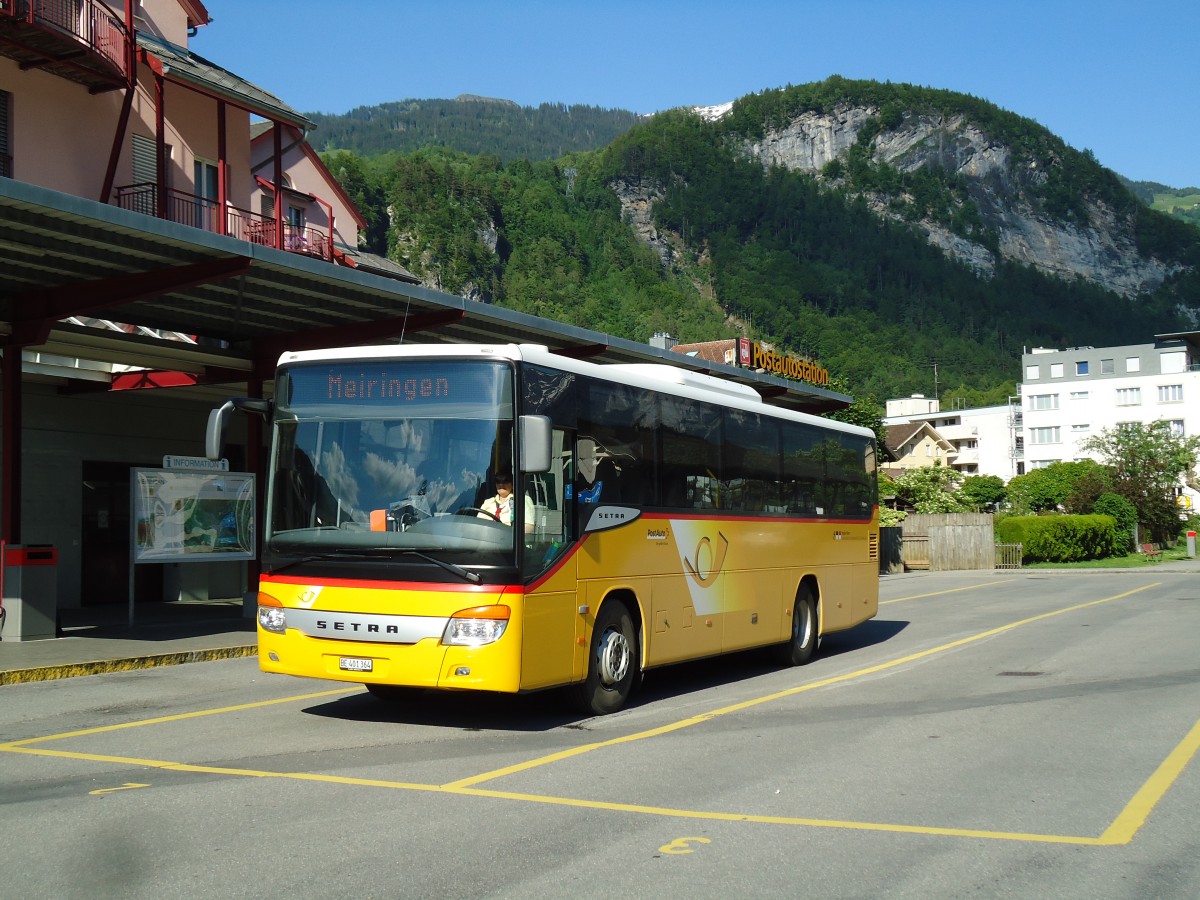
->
<box><xmin>1093</xmin><ymin>493</ymin><xmax>1137</xmax><ymax>552</ymax></box>
<box><xmin>996</xmin><ymin>514</ymin><xmax>1122</xmax><ymax>562</ymax></box>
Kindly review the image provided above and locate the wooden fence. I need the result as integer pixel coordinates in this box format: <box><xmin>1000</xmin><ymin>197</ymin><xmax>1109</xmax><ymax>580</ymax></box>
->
<box><xmin>901</xmin><ymin>514</ymin><xmax>998</xmax><ymax>571</ymax></box>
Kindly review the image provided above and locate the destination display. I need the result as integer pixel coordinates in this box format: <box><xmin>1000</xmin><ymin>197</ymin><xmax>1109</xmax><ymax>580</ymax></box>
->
<box><xmin>284</xmin><ymin>360</ymin><xmax>510</xmax><ymax>409</ymax></box>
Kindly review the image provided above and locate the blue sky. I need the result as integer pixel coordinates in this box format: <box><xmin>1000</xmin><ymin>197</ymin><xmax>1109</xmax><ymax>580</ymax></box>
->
<box><xmin>191</xmin><ymin>0</ymin><xmax>1198</xmax><ymax>188</ymax></box>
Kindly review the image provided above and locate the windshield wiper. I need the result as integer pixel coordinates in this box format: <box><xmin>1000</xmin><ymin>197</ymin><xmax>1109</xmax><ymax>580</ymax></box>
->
<box><xmin>392</xmin><ymin>548</ymin><xmax>481</xmax><ymax>585</ymax></box>
<box><xmin>266</xmin><ymin>547</ymin><xmax>481</xmax><ymax>585</ymax></box>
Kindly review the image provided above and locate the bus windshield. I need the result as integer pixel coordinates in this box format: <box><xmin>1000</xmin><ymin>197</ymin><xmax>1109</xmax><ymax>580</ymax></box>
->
<box><xmin>265</xmin><ymin>359</ymin><xmax>518</xmax><ymax>571</ymax></box>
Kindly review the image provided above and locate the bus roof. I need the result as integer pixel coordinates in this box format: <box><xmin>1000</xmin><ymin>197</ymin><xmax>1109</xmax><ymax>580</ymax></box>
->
<box><xmin>277</xmin><ymin>343</ymin><xmax>874</xmax><ymax>439</ymax></box>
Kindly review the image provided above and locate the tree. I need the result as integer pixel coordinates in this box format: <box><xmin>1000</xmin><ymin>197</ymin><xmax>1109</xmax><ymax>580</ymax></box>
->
<box><xmin>1006</xmin><ymin>460</ymin><xmax>1106</xmax><ymax>513</ymax></box>
<box><xmin>960</xmin><ymin>474</ymin><xmax>1006</xmax><ymax>511</ymax></box>
<box><xmin>893</xmin><ymin>464</ymin><xmax>969</xmax><ymax>513</ymax></box>
<box><xmin>1094</xmin><ymin>492</ymin><xmax>1138</xmax><ymax>552</ymax></box>
<box><xmin>1081</xmin><ymin>422</ymin><xmax>1200</xmax><ymax>543</ymax></box>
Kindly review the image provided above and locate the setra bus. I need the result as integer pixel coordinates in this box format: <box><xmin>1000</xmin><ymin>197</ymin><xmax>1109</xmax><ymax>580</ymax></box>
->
<box><xmin>207</xmin><ymin>343</ymin><xmax>879</xmax><ymax>714</ymax></box>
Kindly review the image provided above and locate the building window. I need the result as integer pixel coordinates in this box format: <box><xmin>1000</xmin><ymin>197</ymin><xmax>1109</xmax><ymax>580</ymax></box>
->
<box><xmin>1030</xmin><ymin>394</ymin><xmax>1059</xmax><ymax>410</ymax></box>
<box><xmin>1115</xmin><ymin>387</ymin><xmax>1141</xmax><ymax>406</ymax></box>
<box><xmin>1029</xmin><ymin>459</ymin><xmax>1059</xmax><ymax>469</ymax></box>
<box><xmin>1071</xmin><ymin>424</ymin><xmax>1090</xmax><ymax>433</ymax></box>
<box><xmin>1069</xmin><ymin>391</ymin><xmax>1089</xmax><ymax>400</ymax></box>
<box><xmin>1158</xmin><ymin>384</ymin><xmax>1183</xmax><ymax>403</ymax></box>
<box><xmin>1169</xmin><ymin>420</ymin><xmax>1185</xmax><ymax>437</ymax></box>
<box><xmin>1050</xmin><ymin>363</ymin><xmax>1064</xmax><ymax>378</ymax></box>
<box><xmin>1025</xmin><ymin>365</ymin><xmax>1040</xmax><ymax>380</ymax></box>
<box><xmin>1126</xmin><ymin>356</ymin><xmax>1141</xmax><ymax>373</ymax></box>
<box><xmin>1029</xmin><ymin>427</ymin><xmax>1061</xmax><ymax>445</ymax></box>
<box><xmin>1100</xmin><ymin>358</ymin><xmax>1114</xmax><ymax>374</ymax></box>
<box><xmin>1075</xmin><ymin>361</ymin><xmax>1089</xmax><ymax>375</ymax></box>
<box><xmin>1161</xmin><ymin>351</ymin><xmax>1186</xmax><ymax>375</ymax></box>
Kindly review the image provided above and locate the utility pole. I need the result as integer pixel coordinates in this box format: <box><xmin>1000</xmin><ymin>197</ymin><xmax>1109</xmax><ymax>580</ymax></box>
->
<box><xmin>931</xmin><ymin>362</ymin><xmax>940</xmax><ymax>402</ymax></box>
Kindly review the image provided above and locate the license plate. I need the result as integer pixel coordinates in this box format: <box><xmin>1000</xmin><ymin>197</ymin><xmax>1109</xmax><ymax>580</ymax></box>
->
<box><xmin>339</xmin><ymin>656</ymin><xmax>373</xmax><ymax>672</ymax></box>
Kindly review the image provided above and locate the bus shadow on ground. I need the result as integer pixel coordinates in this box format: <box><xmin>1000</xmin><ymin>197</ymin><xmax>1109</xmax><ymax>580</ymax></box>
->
<box><xmin>301</xmin><ymin>618</ymin><xmax>909</xmax><ymax>731</ymax></box>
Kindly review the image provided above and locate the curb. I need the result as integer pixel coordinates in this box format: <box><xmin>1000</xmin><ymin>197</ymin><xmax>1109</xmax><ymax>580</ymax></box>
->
<box><xmin>0</xmin><ymin>644</ymin><xmax>258</xmax><ymax>686</ymax></box>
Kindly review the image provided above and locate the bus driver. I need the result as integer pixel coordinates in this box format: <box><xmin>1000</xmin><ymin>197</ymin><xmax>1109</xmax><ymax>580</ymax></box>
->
<box><xmin>478</xmin><ymin>469</ymin><xmax>534</xmax><ymax>532</ymax></box>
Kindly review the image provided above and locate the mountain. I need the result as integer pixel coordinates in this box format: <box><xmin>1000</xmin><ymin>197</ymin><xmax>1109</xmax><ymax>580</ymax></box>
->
<box><xmin>321</xmin><ymin>77</ymin><xmax>1200</xmax><ymax>406</ymax></box>
<box><xmin>307</xmin><ymin>96</ymin><xmax>641</xmax><ymax>162</ymax></box>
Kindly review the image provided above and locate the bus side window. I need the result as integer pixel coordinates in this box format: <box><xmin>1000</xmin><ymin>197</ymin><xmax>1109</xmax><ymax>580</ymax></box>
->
<box><xmin>578</xmin><ymin>380</ymin><xmax>657</xmax><ymax>506</ymax></box>
<box><xmin>660</xmin><ymin>394</ymin><xmax>720</xmax><ymax>511</ymax></box>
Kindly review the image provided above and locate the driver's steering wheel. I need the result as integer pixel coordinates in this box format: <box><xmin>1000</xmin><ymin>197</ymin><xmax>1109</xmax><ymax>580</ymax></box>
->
<box><xmin>456</xmin><ymin>506</ymin><xmax>502</xmax><ymax>523</ymax></box>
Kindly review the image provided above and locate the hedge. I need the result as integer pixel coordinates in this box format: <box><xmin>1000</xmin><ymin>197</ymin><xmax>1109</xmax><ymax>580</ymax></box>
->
<box><xmin>996</xmin><ymin>514</ymin><xmax>1122</xmax><ymax>562</ymax></box>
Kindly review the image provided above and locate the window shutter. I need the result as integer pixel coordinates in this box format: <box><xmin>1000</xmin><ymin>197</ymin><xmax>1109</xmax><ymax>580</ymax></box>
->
<box><xmin>131</xmin><ymin>134</ymin><xmax>156</xmax><ymax>185</ymax></box>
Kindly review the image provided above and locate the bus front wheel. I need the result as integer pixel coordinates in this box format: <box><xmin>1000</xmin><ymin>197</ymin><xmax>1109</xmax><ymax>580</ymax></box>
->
<box><xmin>573</xmin><ymin>601</ymin><xmax>639</xmax><ymax>715</ymax></box>
<box><xmin>776</xmin><ymin>586</ymin><xmax>817</xmax><ymax>667</ymax></box>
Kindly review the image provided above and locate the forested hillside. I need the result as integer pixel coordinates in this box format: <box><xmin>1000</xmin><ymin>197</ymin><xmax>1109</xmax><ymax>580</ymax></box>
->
<box><xmin>1122</xmin><ymin>178</ymin><xmax>1200</xmax><ymax>229</ymax></box>
<box><xmin>309</xmin><ymin>96</ymin><xmax>640</xmax><ymax>162</ymax></box>
<box><xmin>321</xmin><ymin>79</ymin><xmax>1200</xmax><ymax>409</ymax></box>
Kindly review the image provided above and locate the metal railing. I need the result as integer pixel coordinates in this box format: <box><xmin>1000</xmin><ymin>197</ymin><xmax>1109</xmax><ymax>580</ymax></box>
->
<box><xmin>114</xmin><ymin>183</ymin><xmax>333</xmax><ymax>261</ymax></box>
<box><xmin>995</xmin><ymin>543</ymin><xmax>1023</xmax><ymax>569</ymax></box>
<box><xmin>1</xmin><ymin>0</ymin><xmax>128</xmax><ymax>74</ymax></box>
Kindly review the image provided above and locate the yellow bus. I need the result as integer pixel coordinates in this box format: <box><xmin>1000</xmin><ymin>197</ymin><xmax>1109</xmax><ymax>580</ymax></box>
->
<box><xmin>208</xmin><ymin>343</ymin><xmax>879</xmax><ymax>714</ymax></box>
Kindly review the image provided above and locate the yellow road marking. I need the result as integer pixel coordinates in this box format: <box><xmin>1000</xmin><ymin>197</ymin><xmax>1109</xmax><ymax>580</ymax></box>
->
<box><xmin>882</xmin><ymin>579</ymin><xmax>1016</xmax><ymax>605</ymax></box>
<box><xmin>0</xmin><ymin>741</ymin><xmax>1132</xmax><ymax>845</ymax></box>
<box><xmin>659</xmin><ymin>836</ymin><xmax>711</xmax><ymax>854</ymax></box>
<box><xmin>0</xmin><ymin>688</ymin><xmax>354</xmax><ymax>750</ymax></box>
<box><xmin>1099</xmin><ymin>716</ymin><xmax>1200</xmax><ymax>845</ymax></box>
<box><xmin>445</xmin><ymin>583</ymin><xmax>1158</xmax><ymax>789</ymax></box>
<box><xmin>89</xmin><ymin>783</ymin><xmax>149</xmax><ymax>795</ymax></box>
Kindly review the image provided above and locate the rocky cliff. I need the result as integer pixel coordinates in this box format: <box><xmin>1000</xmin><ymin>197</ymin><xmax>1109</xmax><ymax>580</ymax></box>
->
<box><xmin>736</xmin><ymin>105</ymin><xmax>1178</xmax><ymax>299</ymax></box>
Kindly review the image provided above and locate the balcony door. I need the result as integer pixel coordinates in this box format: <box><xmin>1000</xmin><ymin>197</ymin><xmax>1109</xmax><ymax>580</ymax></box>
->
<box><xmin>194</xmin><ymin>159</ymin><xmax>219</xmax><ymax>232</ymax></box>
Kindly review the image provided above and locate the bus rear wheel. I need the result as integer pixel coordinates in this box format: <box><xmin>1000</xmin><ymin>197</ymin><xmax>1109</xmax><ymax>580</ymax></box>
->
<box><xmin>775</xmin><ymin>586</ymin><xmax>817</xmax><ymax>667</ymax></box>
<box><xmin>572</xmin><ymin>601</ymin><xmax>639</xmax><ymax>715</ymax></box>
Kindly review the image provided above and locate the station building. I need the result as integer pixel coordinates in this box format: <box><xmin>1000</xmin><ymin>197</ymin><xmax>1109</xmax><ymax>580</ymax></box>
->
<box><xmin>0</xmin><ymin>0</ymin><xmax>849</xmax><ymax>627</ymax></box>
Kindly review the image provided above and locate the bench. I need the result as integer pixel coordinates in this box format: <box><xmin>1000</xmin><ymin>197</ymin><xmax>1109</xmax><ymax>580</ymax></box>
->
<box><xmin>1139</xmin><ymin>543</ymin><xmax>1162</xmax><ymax>561</ymax></box>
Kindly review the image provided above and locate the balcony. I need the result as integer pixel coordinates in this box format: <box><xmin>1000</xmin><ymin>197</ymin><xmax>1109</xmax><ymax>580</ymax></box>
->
<box><xmin>114</xmin><ymin>183</ymin><xmax>333</xmax><ymax>262</ymax></box>
<box><xmin>0</xmin><ymin>0</ymin><xmax>129</xmax><ymax>92</ymax></box>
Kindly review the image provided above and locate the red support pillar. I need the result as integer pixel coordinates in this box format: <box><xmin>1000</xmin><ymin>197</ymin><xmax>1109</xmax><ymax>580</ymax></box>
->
<box><xmin>155</xmin><ymin>69</ymin><xmax>167</xmax><ymax>219</ymax></box>
<box><xmin>217</xmin><ymin>100</ymin><xmax>228</xmax><ymax>235</ymax></box>
<box><xmin>273</xmin><ymin>124</ymin><xmax>283</xmax><ymax>250</ymax></box>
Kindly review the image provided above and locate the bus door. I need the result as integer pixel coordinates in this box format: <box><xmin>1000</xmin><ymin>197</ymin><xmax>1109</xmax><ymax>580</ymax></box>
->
<box><xmin>519</xmin><ymin>426</ymin><xmax>579</xmax><ymax>690</ymax></box>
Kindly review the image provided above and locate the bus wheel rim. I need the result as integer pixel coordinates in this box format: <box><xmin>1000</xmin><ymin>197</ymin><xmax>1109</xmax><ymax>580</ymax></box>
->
<box><xmin>597</xmin><ymin>628</ymin><xmax>631</xmax><ymax>686</ymax></box>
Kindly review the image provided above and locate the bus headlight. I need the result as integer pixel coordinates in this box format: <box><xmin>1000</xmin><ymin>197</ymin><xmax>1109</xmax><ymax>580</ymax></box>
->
<box><xmin>442</xmin><ymin>605</ymin><xmax>510</xmax><ymax>646</ymax></box>
<box><xmin>258</xmin><ymin>594</ymin><xmax>287</xmax><ymax>634</ymax></box>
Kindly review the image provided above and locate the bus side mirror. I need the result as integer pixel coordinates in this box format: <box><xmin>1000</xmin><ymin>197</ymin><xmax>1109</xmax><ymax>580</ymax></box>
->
<box><xmin>520</xmin><ymin>415</ymin><xmax>552</xmax><ymax>473</ymax></box>
<box><xmin>206</xmin><ymin>401</ymin><xmax>235</xmax><ymax>460</ymax></box>
<box><xmin>206</xmin><ymin>397</ymin><xmax>272</xmax><ymax>460</ymax></box>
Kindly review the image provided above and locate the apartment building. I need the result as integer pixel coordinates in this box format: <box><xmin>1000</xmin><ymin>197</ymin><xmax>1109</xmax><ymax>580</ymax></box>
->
<box><xmin>1020</xmin><ymin>332</ymin><xmax>1200</xmax><ymax>507</ymax></box>
<box><xmin>883</xmin><ymin>395</ymin><xmax>1016</xmax><ymax>480</ymax></box>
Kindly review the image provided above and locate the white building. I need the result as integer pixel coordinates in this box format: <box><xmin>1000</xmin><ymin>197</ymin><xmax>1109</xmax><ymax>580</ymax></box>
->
<box><xmin>884</xmin><ymin>395</ymin><xmax>1016</xmax><ymax>480</ymax></box>
<box><xmin>1019</xmin><ymin>332</ymin><xmax>1200</xmax><ymax>507</ymax></box>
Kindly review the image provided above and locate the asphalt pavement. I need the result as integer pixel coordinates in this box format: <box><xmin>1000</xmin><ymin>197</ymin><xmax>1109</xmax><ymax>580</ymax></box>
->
<box><xmin>2</xmin><ymin>557</ymin><xmax>1197</xmax><ymax>685</ymax></box>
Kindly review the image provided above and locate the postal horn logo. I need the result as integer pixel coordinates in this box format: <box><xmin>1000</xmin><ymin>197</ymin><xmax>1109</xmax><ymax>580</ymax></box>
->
<box><xmin>683</xmin><ymin>531</ymin><xmax>729</xmax><ymax>588</ymax></box>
